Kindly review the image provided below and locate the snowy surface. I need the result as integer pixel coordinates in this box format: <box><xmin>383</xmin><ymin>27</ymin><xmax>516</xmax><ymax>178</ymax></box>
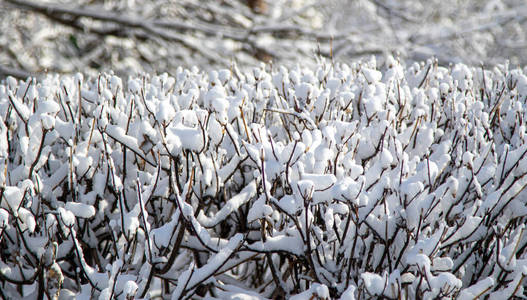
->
<box><xmin>1</xmin><ymin>59</ymin><xmax>527</xmax><ymax>298</ymax></box>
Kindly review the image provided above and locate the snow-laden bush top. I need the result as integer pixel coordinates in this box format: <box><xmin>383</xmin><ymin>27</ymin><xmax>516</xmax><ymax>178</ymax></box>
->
<box><xmin>1</xmin><ymin>58</ymin><xmax>527</xmax><ymax>299</ymax></box>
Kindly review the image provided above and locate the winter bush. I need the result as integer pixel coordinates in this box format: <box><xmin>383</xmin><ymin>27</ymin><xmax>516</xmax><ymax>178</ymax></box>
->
<box><xmin>1</xmin><ymin>58</ymin><xmax>527</xmax><ymax>299</ymax></box>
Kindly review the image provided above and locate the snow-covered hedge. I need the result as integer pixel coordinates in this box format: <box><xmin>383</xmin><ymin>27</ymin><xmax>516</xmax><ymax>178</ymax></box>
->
<box><xmin>1</xmin><ymin>58</ymin><xmax>527</xmax><ymax>299</ymax></box>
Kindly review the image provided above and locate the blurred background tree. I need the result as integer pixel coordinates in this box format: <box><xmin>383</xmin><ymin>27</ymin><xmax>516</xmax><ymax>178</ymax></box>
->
<box><xmin>1</xmin><ymin>0</ymin><xmax>527</xmax><ymax>79</ymax></box>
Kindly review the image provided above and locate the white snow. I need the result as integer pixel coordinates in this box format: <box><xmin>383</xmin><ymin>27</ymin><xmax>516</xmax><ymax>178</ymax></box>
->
<box><xmin>458</xmin><ymin>277</ymin><xmax>494</xmax><ymax>300</ymax></box>
<box><xmin>247</xmin><ymin>196</ymin><xmax>273</xmax><ymax>223</ymax></box>
<box><xmin>0</xmin><ymin>208</ymin><xmax>8</xmax><ymax>227</ymax></box>
<box><xmin>290</xmin><ymin>283</ymin><xmax>330</xmax><ymax>300</ymax></box>
<box><xmin>65</xmin><ymin>202</ymin><xmax>96</xmax><ymax>219</ymax></box>
<box><xmin>2</xmin><ymin>187</ymin><xmax>24</xmax><ymax>211</ymax></box>
<box><xmin>198</xmin><ymin>180</ymin><xmax>257</xmax><ymax>227</ymax></box>
<box><xmin>362</xmin><ymin>68</ymin><xmax>383</xmax><ymax>83</ymax></box>
<box><xmin>361</xmin><ymin>272</ymin><xmax>386</xmax><ymax>296</ymax></box>
<box><xmin>168</xmin><ymin>124</ymin><xmax>204</xmax><ymax>152</ymax></box>
<box><xmin>171</xmin><ymin>234</ymin><xmax>244</xmax><ymax>299</ymax></box>
<box><xmin>123</xmin><ymin>280</ymin><xmax>138</xmax><ymax>296</ymax></box>
<box><xmin>58</xmin><ymin>207</ymin><xmax>76</xmax><ymax>227</ymax></box>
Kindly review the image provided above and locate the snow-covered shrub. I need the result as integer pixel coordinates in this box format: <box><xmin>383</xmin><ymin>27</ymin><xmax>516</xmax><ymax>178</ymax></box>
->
<box><xmin>1</xmin><ymin>58</ymin><xmax>527</xmax><ymax>299</ymax></box>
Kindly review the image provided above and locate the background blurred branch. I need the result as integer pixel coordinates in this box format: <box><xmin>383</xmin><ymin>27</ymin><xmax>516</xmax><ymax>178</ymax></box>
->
<box><xmin>1</xmin><ymin>0</ymin><xmax>527</xmax><ymax>79</ymax></box>
<box><xmin>0</xmin><ymin>65</ymin><xmax>33</xmax><ymax>80</ymax></box>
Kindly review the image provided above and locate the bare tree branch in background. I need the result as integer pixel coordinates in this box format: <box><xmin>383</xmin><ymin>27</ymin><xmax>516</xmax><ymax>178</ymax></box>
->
<box><xmin>1</xmin><ymin>0</ymin><xmax>342</xmax><ymax>78</ymax></box>
<box><xmin>0</xmin><ymin>65</ymin><xmax>33</xmax><ymax>80</ymax></box>
<box><xmin>1</xmin><ymin>0</ymin><xmax>527</xmax><ymax>79</ymax></box>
